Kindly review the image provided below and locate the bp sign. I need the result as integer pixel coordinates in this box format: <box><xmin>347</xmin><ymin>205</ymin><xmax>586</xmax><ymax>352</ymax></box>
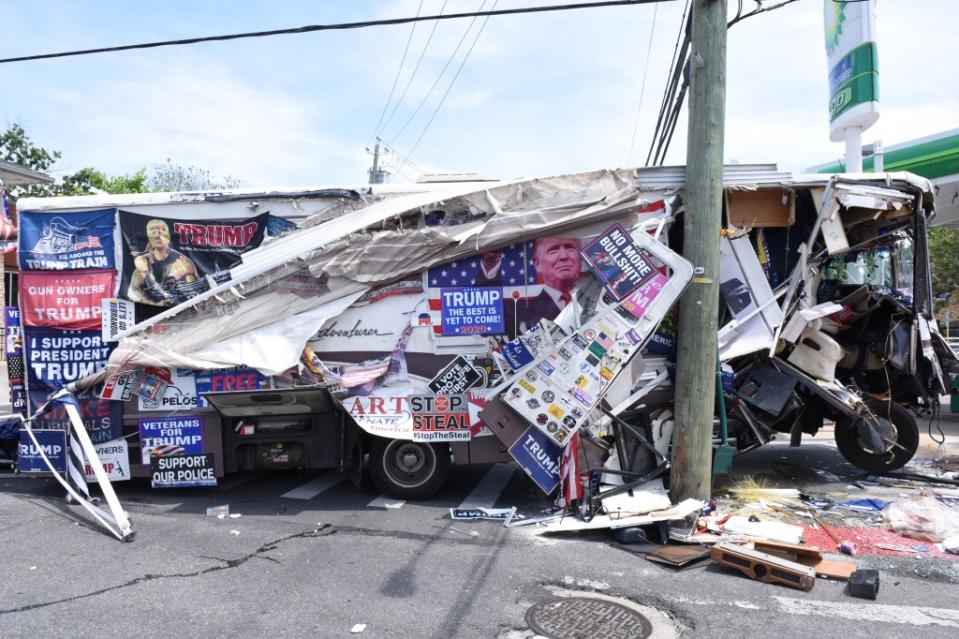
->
<box><xmin>823</xmin><ymin>0</ymin><xmax>879</xmax><ymax>141</ymax></box>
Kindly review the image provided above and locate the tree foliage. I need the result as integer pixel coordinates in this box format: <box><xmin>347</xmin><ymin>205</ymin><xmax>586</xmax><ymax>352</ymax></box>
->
<box><xmin>54</xmin><ymin>167</ymin><xmax>150</xmax><ymax>196</ymax></box>
<box><xmin>0</xmin><ymin>124</ymin><xmax>62</xmax><ymax>198</ymax></box>
<box><xmin>149</xmin><ymin>159</ymin><xmax>239</xmax><ymax>192</ymax></box>
<box><xmin>928</xmin><ymin>227</ymin><xmax>959</xmax><ymax>323</ymax></box>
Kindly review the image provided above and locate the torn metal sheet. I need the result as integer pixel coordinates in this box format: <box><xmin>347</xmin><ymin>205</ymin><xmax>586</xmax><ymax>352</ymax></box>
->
<box><xmin>718</xmin><ymin>235</ymin><xmax>785</xmax><ymax>360</ymax></box>
<box><xmin>532</xmin><ymin>498</ymin><xmax>703</xmax><ymax>533</ymax></box>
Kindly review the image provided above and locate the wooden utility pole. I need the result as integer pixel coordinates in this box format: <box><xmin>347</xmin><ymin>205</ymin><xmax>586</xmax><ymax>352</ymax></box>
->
<box><xmin>670</xmin><ymin>0</ymin><xmax>727</xmax><ymax>501</ymax></box>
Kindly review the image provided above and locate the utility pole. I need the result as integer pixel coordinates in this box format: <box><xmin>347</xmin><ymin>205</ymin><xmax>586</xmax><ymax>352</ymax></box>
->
<box><xmin>368</xmin><ymin>138</ymin><xmax>385</xmax><ymax>185</ymax></box>
<box><xmin>670</xmin><ymin>0</ymin><xmax>727</xmax><ymax>501</ymax></box>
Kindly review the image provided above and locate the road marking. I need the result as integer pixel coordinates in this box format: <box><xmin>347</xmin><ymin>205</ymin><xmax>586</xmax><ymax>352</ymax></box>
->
<box><xmin>367</xmin><ymin>495</ymin><xmax>405</xmax><ymax>509</ymax></box>
<box><xmin>281</xmin><ymin>472</ymin><xmax>345</xmax><ymax>500</ymax></box>
<box><xmin>671</xmin><ymin>593</ymin><xmax>959</xmax><ymax>628</ymax></box>
<box><xmin>772</xmin><ymin>596</ymin><xmax>959</xmax><ymax>628</ymax></box>
<box><xmin>457</xmin><ymin>463</ymin><xmax>516</xmax><ymax>510</ymax></box>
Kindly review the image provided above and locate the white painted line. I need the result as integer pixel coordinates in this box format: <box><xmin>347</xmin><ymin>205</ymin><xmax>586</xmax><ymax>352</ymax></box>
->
<box><xmin>281</xmin><ymin>472</ymin><xmax>345</xmax><ymax>500</ymax></box>
<box><xmin>367</xmin><ymin>495</ymin><xmax>405</xmax><ymax>509</ymax></box>
<box><xmin>458</xmin><ymin>463</ymin><xmax>516</xmax><ymax>510</ymax></box>
<box><xmin>773</xmin><ymin>596</ymin><xmax>959</xmax><ymax>628</ymax></box>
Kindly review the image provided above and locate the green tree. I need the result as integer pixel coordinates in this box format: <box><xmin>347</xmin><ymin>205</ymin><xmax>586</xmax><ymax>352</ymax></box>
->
<box><xmin>55</xmin><ymin>167</ymin><xmax>150</xmax><ymax>196</ymax></box>
<box><xmin>928</xmin><ymin>227</ymin><xmax>959</xmax><ymax>324</ymax></box>
<box><xmin>0</xmin><ymin>123</ymin><xmax>61</xmax><ymax>198</ymax></box>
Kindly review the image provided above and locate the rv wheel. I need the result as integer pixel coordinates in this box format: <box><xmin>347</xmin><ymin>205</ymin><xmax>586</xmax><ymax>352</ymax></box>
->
<box><xmin>834</xmin><ymin>400</ymin><xmax>919</xmax><ymax>472</ymax></box>
<box><xmin>369</xmin><ymin>438</ymin><xmax>450</xmax><ymax>500</ymax></box>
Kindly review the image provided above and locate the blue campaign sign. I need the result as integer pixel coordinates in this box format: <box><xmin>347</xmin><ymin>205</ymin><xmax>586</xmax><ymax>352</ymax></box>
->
<box><xmin>24</xmin><ymin>327</ymin><xmax>111</xmax><ymax>390</ymax></box>
<box><xmin>18</xmin><ymin>208</ymin><xmax>116</xmax><ymax>271</ymax></box>
<box><xmin>5</xmin><ymin>306</ymin><xmax>21</xmax><ymax>356</ymax></box>
<box><xmin>195</xmin><ymin>366</ymin><xmax>268</xmax><ymax>407</ymax></box>
<box><xmin>440</xmin><ymin>287</ymin><xmax>505</xmax><ymax>336</ymax></box>
<box><xmin>28</xmin><ymin>391</ymin><xmax>121</xmax><ymax>444</ymax></box>
<box><xmin>500</xmin><ymin>337</ymin><xmax>535</xmax><ymax>370</ymax></box>
<box><xmin>18</xmin><ymin>429</ymin><xmax>67</xmax><ymax>473</ymax></box>
<box><xmin>138</xmin><ymin>416</ymin><xmax>204</xmax><ymax>464</ymax></box>
<box><xmin>508</xmin><ymin>426</ymin><xmax>562</xmax><ymax>494</ymax></box>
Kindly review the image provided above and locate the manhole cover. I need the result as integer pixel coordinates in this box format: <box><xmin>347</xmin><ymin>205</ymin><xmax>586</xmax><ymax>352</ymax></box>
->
<box><xmin>525</xmin><ymin>596</ymin><xmax>652</xmax><ymax>639</ymax></box>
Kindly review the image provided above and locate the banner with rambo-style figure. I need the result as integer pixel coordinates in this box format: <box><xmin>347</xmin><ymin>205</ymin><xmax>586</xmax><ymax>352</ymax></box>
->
<box><xmin>118</xmin><ymin>210</ymin><xmax>269</xmax><ymax>307</ymax></box>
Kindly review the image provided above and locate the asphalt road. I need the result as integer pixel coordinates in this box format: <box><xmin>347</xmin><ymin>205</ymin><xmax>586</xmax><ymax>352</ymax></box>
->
<box><xmin>2</xmin><ymin>438</ymin><xmax>958</xmax><ymax>639</ymax></box>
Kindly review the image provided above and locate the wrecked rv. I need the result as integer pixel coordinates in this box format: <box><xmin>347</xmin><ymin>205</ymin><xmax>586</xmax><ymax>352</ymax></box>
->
<box><xmin>13</xmin><ymin>166</ymin><xmax>956</xmax><ymax>503</ymax></box>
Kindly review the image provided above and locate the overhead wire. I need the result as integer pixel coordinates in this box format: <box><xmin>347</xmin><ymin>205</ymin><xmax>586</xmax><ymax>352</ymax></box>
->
<box><xmin>385</xmin><ymin>0</ymin><xmax>489</xmax><ymax>148</ymax></box>
<box><xmin>626</xmin><ymin>3</ymin><xmax>659</xmax><ymax>166</ymax></box>
<box><xmin>402</xmin><ymin>0</ymin><xmax>499</xmax><ymax>161</ymax></box>
<box><xmin>645</xmin><ymin>0</ymin><xmax>800</xmax><ymax>165</ymax></box>
<box><xmin>644</xmin><ymin>0</ymin><xmax>690</xmax><ymax>166</ymax></box>
<box><xmin>376</xmin><ymin>0</ymin><xmax>450</xmax><ymax>140</ymax></box>
<box><xmin>369</xmin><ymin>1</ymin><xmax>425</xmax><ymax>145</ymax></box>
<box><xmin>0</xmin><ymin>0</ymin><xmax>671</xmax><ymax>64</ymax></box>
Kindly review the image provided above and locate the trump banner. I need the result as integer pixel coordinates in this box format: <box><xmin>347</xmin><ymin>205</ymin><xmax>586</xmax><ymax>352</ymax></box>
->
<box><xmin>118</xmin><ymin>210</ymin><xmax>269</xmax><ymax>307</ymax></box>
<box><xmin>20</xmin><ymin>270</ymin><xmax>115</xmax><ymax>330</ymax></box>
<box><xmin>18</xmin><ymin>209</ymin><xmax>116</xmax><ymax>271</ymax></box>
<box><xmin>23</xmin><ymin>327</ymin><xmax>111</xmax><ymax>390</ymax></box>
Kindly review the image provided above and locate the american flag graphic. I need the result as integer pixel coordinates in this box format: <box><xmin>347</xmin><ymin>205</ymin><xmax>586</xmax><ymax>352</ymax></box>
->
<box><xmin>425</xmin><ymin>241</ymin><xmax>540</xmax><ymax>334</ymax></box>
<box><xmin>556</xmin><ymin>431</ymin><xmax>582</xmax><ymax>507</ymax></box>
<box><xmin>74</xmin><ymin>235</ymin><xmax>102</xmax><ymax>249</ymax></box>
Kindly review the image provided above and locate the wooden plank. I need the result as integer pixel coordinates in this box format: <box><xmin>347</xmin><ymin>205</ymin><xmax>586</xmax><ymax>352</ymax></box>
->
<box><xmin>727</xmin><ymin>188</ymin><xmax>793</xmax><ymax>228</ymax></box>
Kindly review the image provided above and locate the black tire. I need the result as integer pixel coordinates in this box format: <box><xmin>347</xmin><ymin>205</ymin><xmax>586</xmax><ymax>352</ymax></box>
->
<box><xmin>368</xmin><ymin>438</ymin><xmax>450</xmax><ymax>500</ymax></box>
<box><xmin>834</xmin><ymin>400</ymin><xmax>919</xmax><ymax>472</ymax></box>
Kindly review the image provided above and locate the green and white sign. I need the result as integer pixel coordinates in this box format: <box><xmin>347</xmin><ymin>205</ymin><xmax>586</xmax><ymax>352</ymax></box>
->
<box><xmin>823</xmin><ymin>0</ymin><xmax>879</xmax><ymax>141</ymax></box>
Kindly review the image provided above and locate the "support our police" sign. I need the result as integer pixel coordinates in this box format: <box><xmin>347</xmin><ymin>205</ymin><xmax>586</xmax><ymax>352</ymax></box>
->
<box><xmin>151</xmin><ymin>453</ymin><xmax>216</xmax><ymax>488</ymax></box>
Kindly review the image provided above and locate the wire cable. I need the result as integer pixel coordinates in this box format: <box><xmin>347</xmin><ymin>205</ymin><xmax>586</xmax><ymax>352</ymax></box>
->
<box><xmin>385</xmin><ymin>0</ymin><xmax>488</xmax><ymax>147</ymax></box>
<box><xmin>626</xmin><ymin>3</ymin><xmax>659</xmax><ymax>166</ymax></box>
<box><xmin>645</xmin><ymin>0</ymin><xmax>800</xmax><ymax>165</ymax></box>
<box><xmin>0</xmin><ymin>0</ymin><xmax>671</xmax><ymax>64</ymax></box>
<box><xmin>369</xmin><ymin>1</ymin><xmax>424</xmax><ymax>145</ymax></box>
<box><xmin>404</xmin><ymin>0</ymin><xmax>499</xmax><ymax>160</ymax></box>
<box><xmin>644</xmin><ymin>0</ymin><xmax>690</xmax><ymax>166</ymax></box>
<box><xmin>377</xmin><ymin>0</ymin><xmax>450</xmax><ymax>139</ymax></box>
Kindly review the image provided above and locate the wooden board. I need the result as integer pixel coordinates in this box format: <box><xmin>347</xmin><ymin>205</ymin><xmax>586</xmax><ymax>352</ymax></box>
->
<box><xmin>726</xmin><ymin>188</ymin><xmax>793</xmax><ymax>228</ymax></box>
<box><xmin>807</xmin><ymin>558</ymin><xmax>857</xmax><ymax>580</ymax></box>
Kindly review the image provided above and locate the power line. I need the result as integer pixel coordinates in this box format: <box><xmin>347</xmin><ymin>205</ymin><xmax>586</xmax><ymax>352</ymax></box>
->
<box><xmin>376</xmin><ymin>0</ymin><xmax>450</xmax><ymax>140</ymax></box>
<box><xmin>385</xmin><ymin>0</ymin><xmax>489</xmax><ymax>147</ymax></box>
<box><xmin>0</xmin><ymin>0</ymin><xmax>673</xmax><ymax>65</ymax></box>
<box><xmin>404</xmin><ymin>0</ymin><xmax>499</xmax><ymax>161</ymax></box>
<box><xmin>645</xmin><ymin>0</ymin><xmax>799</xmax><ymax>165</ymax></box>
<box><xmin>645</xmin><ymin>0</ymin><xmax>690</xmax><ymax>166</ymax></box>
<box><xmin>369</xmin><ymin>1</ymin><xmax>424</xmax><ymax>145</ymax></box>
<box><xmin>626</xmin><ymin>3</ymin><xmax>659</xmax><ymax>166</ymax></box>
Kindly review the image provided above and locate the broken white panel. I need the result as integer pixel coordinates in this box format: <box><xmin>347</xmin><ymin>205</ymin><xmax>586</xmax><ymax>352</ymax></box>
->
<box><xmin>787</xmin><ymin>326</ymin><xmax>844</xmax><ymax>381</ymax></box>
<box><xmin>718</xmin><ymin>236</ymin><xmax>785</xmax><ymax>360</ymax></box>
<box><xmin>722</xmin><ymin>515</ymin><xmax>804</xmax><ymax>544</ymax></box>
<box><xmin>533</xmin><ymin>498</ymin><xmax>702</xmax><ymax>533</ymax></box>
<box><xmin>599</xmin><ymin>479</ymin><xmax>672</xmax><ymax>517</ymax></box>
<box><xmin>780</xmin><ymin>302</ymin><xmax>844</xmax><ymax>343</ymax></box>
<box><xmin>189</xmin><ymin>290</ymin><xmax>366</xmax><ymax>376</ymax></box>
<box><xmin>819</xmin><ymin>198</ymin><xmax>849</xmax><ymax>255</ymax></box>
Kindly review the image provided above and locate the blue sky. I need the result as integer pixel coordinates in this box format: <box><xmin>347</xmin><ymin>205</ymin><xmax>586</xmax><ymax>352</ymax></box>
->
<box><xmin>1</xmin><ymin>1</ymin><xmax>955</xmax><ymax>188</ymax></box>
